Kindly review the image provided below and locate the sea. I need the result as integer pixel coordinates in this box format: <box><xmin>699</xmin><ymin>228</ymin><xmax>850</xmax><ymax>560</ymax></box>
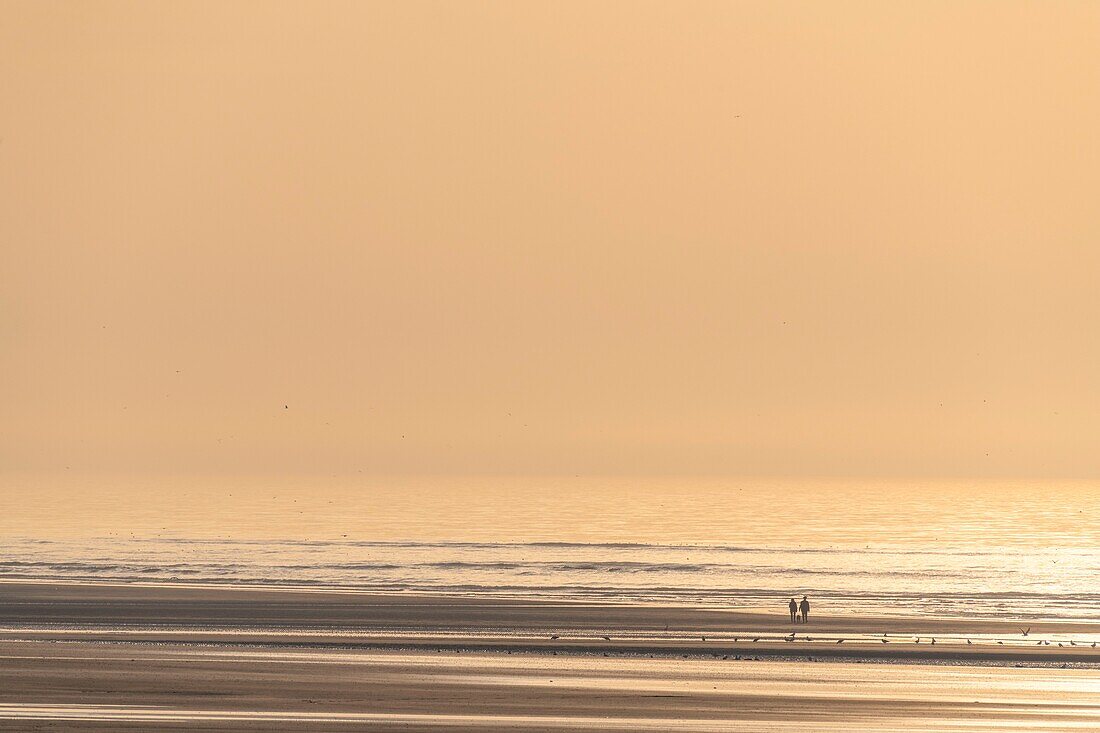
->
<box><xmin>2</xmin><ymin>474</ymin><xmax>1098</xmax><ymax>621</ymax></box>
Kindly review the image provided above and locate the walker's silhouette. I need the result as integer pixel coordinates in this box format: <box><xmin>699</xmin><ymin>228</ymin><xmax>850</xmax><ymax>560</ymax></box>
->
<box><xmin>799</xmin><ymin>595</ymin><xmax>810</xmax><ymax>623</ymax></box>
<box><xmin>788</xmin><ymin>598</ymin><xmax>798</xmax><ymax>623</ymax></box>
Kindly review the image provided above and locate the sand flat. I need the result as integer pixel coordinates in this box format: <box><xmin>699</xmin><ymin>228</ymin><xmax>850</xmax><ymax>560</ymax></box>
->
<box><xmin>2</xmin><ymin>642</ymin><xmax>1100</xmax><ymax>731</ymax></box>
<box><xmin>2</xmin><ymin>581</ymin><xmax>1100</xmax><ymax>663</ymax></box>
<box><xmin>2</xmin><ymin>582</ymin><xmax>1100</xmax><ymax>731</ymax></box>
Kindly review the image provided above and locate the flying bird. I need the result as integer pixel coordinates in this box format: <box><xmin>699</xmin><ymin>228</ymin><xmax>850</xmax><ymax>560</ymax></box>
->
<box><xmin>601</xmin><ymin>635</ymin><xmax>611</xmax><ymax>641</ymax></box>
<box><xmin>549</xmin><ymin>635</ymin><xmax>559</xmax><ymax>640</ymax></box>
<box><xmin>1021</xmin><ymin>627</ymin><xmax>1031</xmax><ymax>637</ymax></box>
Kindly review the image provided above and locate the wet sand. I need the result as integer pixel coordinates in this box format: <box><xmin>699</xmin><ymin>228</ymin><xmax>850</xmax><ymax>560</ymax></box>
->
<box><xmin>1</xmin><ymin>581</ymin><xmax>1099</xmax><ymax>730</ymax></box>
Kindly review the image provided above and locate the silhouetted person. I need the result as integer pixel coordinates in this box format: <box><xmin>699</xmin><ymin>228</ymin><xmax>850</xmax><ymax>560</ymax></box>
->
<box><xmin>799</xmin><ymin>595</ymin><xmax>810</xmax><ymax>623</ymax></box>
<box><xmin>788</xmin><ymin>598</ymin><xmax>798</xmax><ymax>623</ymax></box>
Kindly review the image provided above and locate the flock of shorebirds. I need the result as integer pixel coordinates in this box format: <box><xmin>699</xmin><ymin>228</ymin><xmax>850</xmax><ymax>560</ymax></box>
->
<box><xmin>546</xmin><ymin>626</ymin><xmax>1098</xmax><ymax>648</ymax></box>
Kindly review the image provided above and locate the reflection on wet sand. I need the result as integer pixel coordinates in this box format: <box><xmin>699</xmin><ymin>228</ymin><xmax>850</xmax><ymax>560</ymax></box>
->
<box><xmin>2</xmin><ymin>645</ymin><xmax>1100</xmax><ymax>732</ymax></box>
<box><xmin>2</xmin><ymin>584</ymin><xmax>1100</xmax><ymax>731</ymax></box>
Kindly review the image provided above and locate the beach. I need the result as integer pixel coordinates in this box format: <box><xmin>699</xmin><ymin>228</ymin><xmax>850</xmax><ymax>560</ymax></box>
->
<box><xmin>6</xmin><ymin>477</ymin><xmax>1099</xmax><ymax>732</ymax></box>
<box><xmin>2</xmin><ymin>582</ymin><xmax>1099</xmax><ymax>731</ymax></box>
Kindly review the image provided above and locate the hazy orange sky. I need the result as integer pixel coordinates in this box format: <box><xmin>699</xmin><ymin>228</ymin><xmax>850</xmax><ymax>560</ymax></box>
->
<box><xmin>3</xmin><ymin>1</ymin><xmax>1098</xmax><ymax>478</ymax></box>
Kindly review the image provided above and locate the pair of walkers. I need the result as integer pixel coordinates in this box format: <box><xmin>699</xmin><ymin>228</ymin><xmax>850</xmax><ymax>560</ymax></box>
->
<box><xmin>788</xmin><ymin>595</ymin><xmax>810</xmax><ymax>623</ymax></box>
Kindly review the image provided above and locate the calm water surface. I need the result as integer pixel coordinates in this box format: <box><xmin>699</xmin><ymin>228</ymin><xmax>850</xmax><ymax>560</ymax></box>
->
<box><xmin>2</xmin><ymin>475</ymin><xmax>1099</xmax><ymax>620</ymax></box>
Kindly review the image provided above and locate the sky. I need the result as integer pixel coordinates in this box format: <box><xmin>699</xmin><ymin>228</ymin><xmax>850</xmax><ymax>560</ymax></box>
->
<box><xmin>3</xmin><ymin>1</ymin><xmax>1099</xmax><ymax>478</ymax></box>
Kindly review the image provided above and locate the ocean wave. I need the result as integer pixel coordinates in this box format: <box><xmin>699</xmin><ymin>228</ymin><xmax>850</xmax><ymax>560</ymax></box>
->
<box><xmin>0</xmin><ymin>558</ymin><xmax>965</xmax><ymax>580</ymax></box>
<box><xmin>115</xmin><ymin>537</ymin><xmax>1028</xmax><ymax>556</ymax></box>
<box><xmin>3</xmin><ymin>534</ymin><xmax>1097</xmax><ymax>621</ymax></box>
<box><xmin>5</xmin><ymin>564</ymin><xmax>1100</xmax><ymax>606</ymax></box>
